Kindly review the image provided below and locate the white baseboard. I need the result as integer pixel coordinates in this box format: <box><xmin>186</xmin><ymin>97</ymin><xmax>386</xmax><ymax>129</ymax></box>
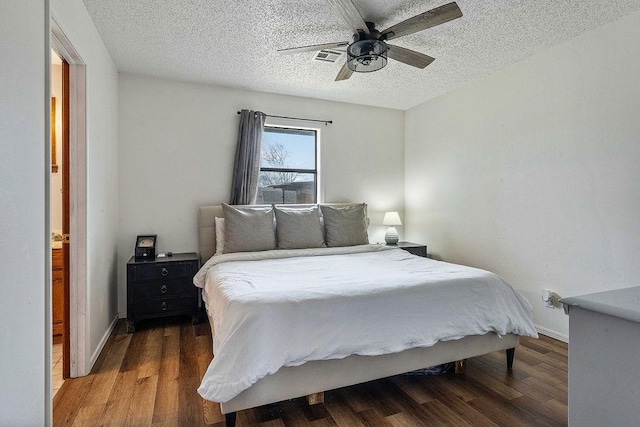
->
<box><xmin>535</xmin><ymin>324</ymin><xmax>568</xmax><ymax>343</ymax></box>
<box><xmin>89</xmin><ymin>313</ymin><xmax>120</xmax><ymax>370</ymax></box>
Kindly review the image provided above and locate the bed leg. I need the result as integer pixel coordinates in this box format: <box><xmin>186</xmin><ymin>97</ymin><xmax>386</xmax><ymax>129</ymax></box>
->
<box><xmin>225</xmin><ymin>412</ymin><xmax>236</xmax><ymax>427</ymax></box>
<box><xmin>454</xmin><ymin>359</ymin><xmax>467</xmax><ymax>374</ymax></box>
<box><xmin>307</xmin><ymin>392</ymin><xmax>324</xmax><ymax>405</ymax></box>
<box><xmin>506</xmin><ymin>347</ymin><xmax>515</xmax><ymax>370</ymax></box>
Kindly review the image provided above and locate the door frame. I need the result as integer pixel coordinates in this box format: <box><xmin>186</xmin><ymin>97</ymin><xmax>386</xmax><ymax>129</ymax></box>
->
<box><xmin>51</xmin><ymin>17</ymin><xmax>88</xmax><ymax>378</ymax></box>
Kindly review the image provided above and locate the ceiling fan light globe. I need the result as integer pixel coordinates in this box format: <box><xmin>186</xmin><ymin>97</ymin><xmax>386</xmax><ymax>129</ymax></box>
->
<box><xmin>346</xmin><ymin>39</ymin><xmax>387</xmax><ymax>73</ymax></box>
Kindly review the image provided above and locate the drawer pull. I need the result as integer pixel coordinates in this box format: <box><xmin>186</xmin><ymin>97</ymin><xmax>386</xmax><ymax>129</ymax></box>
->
<box><xmin>161</xmin><ymin>302</ymin><xmax>168</xmax><ymax>311</ymax></box>
<box><xmin>160</xmin><ymin>285</ymin><xmax>167</xmax><ymax>294</ymax></box>
<box><xmin>161</xmin><ymin>268</ymin><xmax>168</xmax><ymax>277</ymax></box>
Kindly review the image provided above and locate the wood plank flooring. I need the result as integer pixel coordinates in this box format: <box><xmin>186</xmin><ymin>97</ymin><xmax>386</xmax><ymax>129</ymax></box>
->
<box><xmin>53</xmin><ymin>318</ymin><xmax>568</xmax><ymax>426</ymax></box>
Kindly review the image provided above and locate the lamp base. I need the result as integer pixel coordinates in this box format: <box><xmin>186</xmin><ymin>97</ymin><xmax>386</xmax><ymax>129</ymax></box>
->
<box><xmin>384</xmin><ymin>226</ymin><xmax>399</xmax><ymax>245</ymax></box>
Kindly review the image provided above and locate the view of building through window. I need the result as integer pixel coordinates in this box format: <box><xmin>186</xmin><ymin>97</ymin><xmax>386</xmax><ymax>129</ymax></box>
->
<box><xmin>258</xmin><ymin>127</ymin><xmax>317</xmax><ymax>204</ymax></box>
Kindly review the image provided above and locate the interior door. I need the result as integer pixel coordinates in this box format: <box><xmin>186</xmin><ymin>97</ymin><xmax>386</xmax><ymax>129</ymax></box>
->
<box><xmin>62</xmin><ymin>58</ymin><xmax>70</xmax><ymax>379</ymax></box>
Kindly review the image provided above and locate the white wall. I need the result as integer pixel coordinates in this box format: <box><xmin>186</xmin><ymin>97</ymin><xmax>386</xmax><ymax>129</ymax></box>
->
<box><xmin>0</xmin><ymin>1</ymin><xmax>48</xmax><ymax>424</ymax></box>
<box><xmin>0</xmin><ymin>1</ymin><xmax>119</xmax><ymax>419</ymax></box>
<box><xmin>118</xmin><ymin>74</ymin><xmax>405</xmax><ymax>314</ymax></box>
<box><xmin>51</xmin><ymin>0</ymin><xmax>119</xmax><ymax>369</ymax></box>
<box><xmin>405</xmin><ymin>10</ymin><xmax>640</xmax><ymax>340</ymax></box>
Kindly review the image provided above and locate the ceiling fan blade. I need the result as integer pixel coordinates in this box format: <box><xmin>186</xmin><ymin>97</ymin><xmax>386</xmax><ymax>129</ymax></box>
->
<box><xmin>387</xmin><ymin>44</ymin><xmax>435</xmax><ymax>69</ymax></box>
<box><xmin>335</xmin><ymin>62</ymin><xmax>353</xmax><ymax>81</ymax></box>
<box><xmin>326</xmin><ymin>0</ymin><xmax>370</xmax><ymax>34</ymax></box>
<box><xmin>381</xmin><ymin>2</ymin><xmax>462</xmax><ymax>41</ymax></box>
<box><xmin>278</xmin><ymin>41</ymin><xmax>350</xmax><ymax>55</ymax></box>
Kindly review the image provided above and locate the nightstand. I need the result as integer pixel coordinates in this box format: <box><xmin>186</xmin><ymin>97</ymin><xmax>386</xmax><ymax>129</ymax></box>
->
<box><xmin>127</xmin><ymin>252</ymin><xmax>200</xmax><ymax>333</ymax></box>
<box><xmin>390</xmin><ymin>241</ymin><xmax>427</xmax><ymax>258</ymax></box>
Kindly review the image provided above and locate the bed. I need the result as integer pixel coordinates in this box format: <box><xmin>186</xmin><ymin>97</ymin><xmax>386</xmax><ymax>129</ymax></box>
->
<box><xmin>194</xmin><ymin>204</ymin><xmax>538</xmax><ymax>426</ymax></box>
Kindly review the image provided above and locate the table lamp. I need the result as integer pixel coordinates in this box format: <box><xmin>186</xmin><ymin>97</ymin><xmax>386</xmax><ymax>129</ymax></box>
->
<box><xmin>383</xmin><ymin>211</ymin><xmax>402</xmax><ymax>245</ymax></box>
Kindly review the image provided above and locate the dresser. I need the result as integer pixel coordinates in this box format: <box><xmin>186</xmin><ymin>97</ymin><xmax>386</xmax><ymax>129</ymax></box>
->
<box><xmin>562</xmin><ymin>287</ymin><xmax>640</xmax><ymax>426</ymax></box>
<box><xmin>126</xmin><ymin>253</ymin><xmax>200</xmax><ymax>333</ymax></box>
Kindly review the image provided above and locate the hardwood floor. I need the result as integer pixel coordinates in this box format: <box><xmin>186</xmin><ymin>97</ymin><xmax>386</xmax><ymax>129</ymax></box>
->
<box><xmin>52</xmin><ymin>343</ymin><xmax>65</xmax><ymax>397</ymax></box>
<box><xmin>53</xmin><ymin>318</ymin><xmax>568</xmax><ymax>426</ymax></box>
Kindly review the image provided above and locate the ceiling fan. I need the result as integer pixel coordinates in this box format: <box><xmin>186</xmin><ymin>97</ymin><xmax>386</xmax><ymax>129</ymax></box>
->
<box><xmin>278</xmin><ymin>0</ymin><xmax>463</xmax><ymax>81</ymax></box>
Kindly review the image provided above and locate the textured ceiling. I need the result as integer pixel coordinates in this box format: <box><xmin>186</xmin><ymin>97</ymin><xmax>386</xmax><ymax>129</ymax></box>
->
<box><xmin>83</xmin><ymin>0</ymin><xmax>640</xmax><ymax>110</ymax></box>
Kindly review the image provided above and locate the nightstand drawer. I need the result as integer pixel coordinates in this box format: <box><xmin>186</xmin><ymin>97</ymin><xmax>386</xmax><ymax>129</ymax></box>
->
<box><xmin>133</xmin><ymin>262</ymin><xmax>192</xmax><ymax>282</ymax></box>
<box><xmin>134</xmin><ymin>279</ymin><xmax>194</xmax><ymax>300</ymax></box>
<box><xmin>135</xmin><ymin>296</ymin><xmax>195</xmax><ymax>316</ymax></box>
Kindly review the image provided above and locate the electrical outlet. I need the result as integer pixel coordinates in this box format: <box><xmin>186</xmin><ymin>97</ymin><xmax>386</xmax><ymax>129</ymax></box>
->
<box><xmin>542</xmin><ymin>289</ymin><xmax>559</xmax><ymax>308</ymax></box>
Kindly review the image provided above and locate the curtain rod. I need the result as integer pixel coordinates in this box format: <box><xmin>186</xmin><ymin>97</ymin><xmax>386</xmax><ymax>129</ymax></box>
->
<box><xmin>237</xmin><ymin>111</ymin><xmax>332</xmax><ymax>125</ymax></box>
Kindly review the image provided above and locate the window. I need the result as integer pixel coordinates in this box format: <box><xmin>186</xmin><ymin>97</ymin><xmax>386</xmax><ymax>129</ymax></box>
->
<box><xmin>258</xmin><ymin>126</ymin><xmax>318</xmax><ymax>204</ymax></box>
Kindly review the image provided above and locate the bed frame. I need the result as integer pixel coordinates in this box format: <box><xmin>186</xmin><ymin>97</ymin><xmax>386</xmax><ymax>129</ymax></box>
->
<box><xmin>198</xmin><ymin>204</ymin><xmax>518</xmax><ymax>426</ymax></box>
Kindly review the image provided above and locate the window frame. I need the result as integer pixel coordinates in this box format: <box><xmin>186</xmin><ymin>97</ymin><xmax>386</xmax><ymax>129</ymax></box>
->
<box><xmin>258</xmin><ymin>125</ymin><xmax>320</xmax><ymax>204</ymax></box>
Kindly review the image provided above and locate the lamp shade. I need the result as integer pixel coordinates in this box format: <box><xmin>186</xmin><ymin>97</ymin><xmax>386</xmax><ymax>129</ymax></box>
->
<box><xmin>383</xmin><ymin>211</ymin><xmax>402</xmax><ymax>226</ymax></box>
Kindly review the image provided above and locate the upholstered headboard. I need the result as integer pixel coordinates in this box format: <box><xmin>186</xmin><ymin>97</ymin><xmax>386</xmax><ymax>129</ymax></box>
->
<box><xmin>198</xmin><ymin>205</ymin><xmax>225</xmax><ymax>265</ymax></box>
<box><xmin>197</xmin><ymin>203</ymin><xmax>366</xmax><ymax>264</ymax></box>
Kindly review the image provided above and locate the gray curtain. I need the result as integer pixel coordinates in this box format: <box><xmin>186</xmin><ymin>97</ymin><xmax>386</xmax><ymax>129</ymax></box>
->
<box><xmin>230</xmin><ymin>109</ymin><xmax>266</xmax><ymax>205</ymax></box>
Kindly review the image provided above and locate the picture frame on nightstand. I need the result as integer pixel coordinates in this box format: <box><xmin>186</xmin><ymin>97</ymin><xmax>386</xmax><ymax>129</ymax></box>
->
<box><xmin>135</xmin><ymin>234</ymin><xmax>157</xmax><ymax>260</ymax></box>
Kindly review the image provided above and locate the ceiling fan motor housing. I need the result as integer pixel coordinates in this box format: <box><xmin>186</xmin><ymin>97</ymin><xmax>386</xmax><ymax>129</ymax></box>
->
<box><xmin>346</xmin><ymin>24</ymin><xmax>388</xmax><ymax>72</ymax></box>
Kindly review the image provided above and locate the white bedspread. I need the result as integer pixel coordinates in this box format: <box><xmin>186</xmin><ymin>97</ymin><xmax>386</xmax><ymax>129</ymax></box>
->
<box><xmin>193</xmin><ymin>245</ymin><xmax>537</xmax><ymax>403</ymax></box>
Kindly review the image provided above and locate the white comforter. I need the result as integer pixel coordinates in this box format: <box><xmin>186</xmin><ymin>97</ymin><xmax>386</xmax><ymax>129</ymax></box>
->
<box><xmin>193</xmin><ymin>245</ymin><xmax>537</xmax><ymax>403</ymax></box>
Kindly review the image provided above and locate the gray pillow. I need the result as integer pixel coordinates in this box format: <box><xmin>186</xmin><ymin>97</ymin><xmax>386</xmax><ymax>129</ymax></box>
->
<box><xmin>222</xmin><ymin>203</ymin><xmax>276</xmax><ymax>253</ymax></box>
<box><xmin>274</xmin><ymin>206</ymin><xmax>326</xmax><ymax>249</ymax></box>
<box><xmin>320</xmin><ymin>204</ymin><xmax>369</xmax><ymax>247</ymax></box>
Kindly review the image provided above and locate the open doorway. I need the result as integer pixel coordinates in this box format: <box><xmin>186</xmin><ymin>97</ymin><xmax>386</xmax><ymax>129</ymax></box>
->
<box><xmin>50</xmin><ymin>49</ymin><xmax>69</xmax><ymax>396</ymax></box>
<box><xmin>50</xmin><ymin>17</ymin><xmax>89</xmax><ymax>393</ymax></box>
